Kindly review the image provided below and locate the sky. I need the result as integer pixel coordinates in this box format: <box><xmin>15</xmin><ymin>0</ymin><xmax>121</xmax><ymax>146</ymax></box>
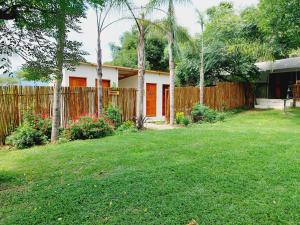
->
<box><xmin>12</xmin><ymin>0</ymin><xmax>259</xmax><ymax>70</ymax></box>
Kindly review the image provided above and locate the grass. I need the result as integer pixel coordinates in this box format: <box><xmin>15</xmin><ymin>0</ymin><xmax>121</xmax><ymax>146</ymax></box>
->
<box><xmin>1</xmin><ymin>109</ymin><xmax>300</xmax><ymax>225</ymax></box>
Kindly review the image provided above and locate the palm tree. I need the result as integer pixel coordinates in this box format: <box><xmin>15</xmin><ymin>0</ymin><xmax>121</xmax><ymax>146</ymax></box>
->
<box><xmin>93</xmin><ymin>0</ymin><xmax>125</xmax><ymax>116</ymax></box>
<box><xmin>93</xmin><ymin>0</ymin><xmax>151</xmax><ymax>129</ymax></box>
<box><xmin>124</xmin><ymin>3</ymin><xmax>150</xmax><ymax>129</ymax></box>
<box><xmin>196</xmin><ymin>9</ymin><xmax>205</xmax><ymax>104</ymax></box>
<box><xmin>148</xmin><ymin>0</ymin><xmax>191</xmax><ymax>125</ymax></box>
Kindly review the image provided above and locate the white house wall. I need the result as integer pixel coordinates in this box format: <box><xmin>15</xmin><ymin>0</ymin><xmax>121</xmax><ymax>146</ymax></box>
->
<box><xmin>63</xmin><ymin>64</ymin><xmax>170</xmax><ymax>120</ymax></box>
<box><xmin>116</xmin><ymin>73</ymin><xmax>170</xmax><ymax>120</ymax></box>
<box><xmin>63</xmin><ymin>65</ymin><xmax>119</xmax><ymax>87</ymax></box>
<box><xmin>119</xmin><ymin>75</ymin><xmax>138</xmax><ymax>88</ymax></box>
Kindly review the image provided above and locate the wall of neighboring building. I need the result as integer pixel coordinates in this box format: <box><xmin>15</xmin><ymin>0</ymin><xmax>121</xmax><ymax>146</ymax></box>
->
<box><xmin>63</xmin><ymin>64</ymin><xmax>119</xmax><ymax>87</ymax></box>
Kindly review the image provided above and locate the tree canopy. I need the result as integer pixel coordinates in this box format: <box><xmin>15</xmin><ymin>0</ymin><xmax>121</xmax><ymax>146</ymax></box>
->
<box><xmin>176</xmin><ymin>1</ymin><xmax>273</xmax><ymax>86</ymax></box>
<box><xmin>108</xmin><ymin>27</ymin><xmax>169</xmax><ymax>71</ymax></box>
<box><xmin>258</xmin><ymin>0</ymin><xmax>300</xmax><ymax>58</ymax></box>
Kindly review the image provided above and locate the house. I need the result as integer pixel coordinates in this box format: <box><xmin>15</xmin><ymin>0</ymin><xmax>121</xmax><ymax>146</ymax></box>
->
<box><xmin>255</xmin><ymin>57</ymin><xmax>300</xmax><ymax>109</ymax></box>
<box><xmin>62</xmin><ymin>62</ymin><xmax>170</xmax><ymax>120</ymax></box>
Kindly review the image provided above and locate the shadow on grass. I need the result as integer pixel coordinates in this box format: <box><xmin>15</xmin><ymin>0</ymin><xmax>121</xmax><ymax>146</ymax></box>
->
<box><xmin>0</xmin><ymin>171</ymin><xmax>22</xmax><ymax>191</ymax></box>
<box><xmin>224</xmin><ymin>107</ymin><xmax>250</xmax><ymax>117</ymax></box>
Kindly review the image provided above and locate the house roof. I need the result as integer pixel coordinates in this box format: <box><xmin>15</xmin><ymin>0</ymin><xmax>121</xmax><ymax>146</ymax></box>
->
<box><xmin>80</xmin><ymin>62</ymin><xmax>169</xmax><ymax>79</ymax></box>
<box><xmin>256</xmin><ymin>57</ymin><xmax>300</xmax><ymax>73</ymax></box>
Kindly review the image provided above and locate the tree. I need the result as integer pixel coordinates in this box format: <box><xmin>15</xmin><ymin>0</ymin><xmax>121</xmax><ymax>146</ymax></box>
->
<box><xmin>0</xmin><ymin>1</ymin><xmax>55</xmax><ymax>74</ymax></box>
<box><xmin>19</xmin><ymin>0</ymin><xmax>89</xmax><ymax>142</ymax></box>
<box><xmin>259</xmin><ymin>0</ymin><xmax>300</xmax><ymax>58</ymax></box>
<box><xmin>148</xmin><ymin>0</ymin><xmax>191</xmax><ymax>125</ymax></box>
<box><xmin>135</xmin><ymin>11</ymin><xmax>147</xmax><ymax>129</ymax></box>
<box><xmin>196</xmin><ymin>9</ymin><xmax>205</xmax><ymax>104</ymax></box>
<box><xmin>0</xmin><ymin>77</ymin><xmax>18</xmax><ymax>86</ymax></box>
<box><xmin>123</xmin><ymin>2</ymin><xmax>154</xmax><ymax>129</ymax></box>
<box><xmin>109</xmin><ymin>27</ymin><xmax>168</xmax><ymax>71</ymax></box>
<box><xmin>92</xmin><ymin>0</ymin><xmax>123</xmax><ymax>116</ymax></box>
<box><xmin>0</xmin><ymin>1</ymin><xmax>40</xmax><ymax>20</ymax></box>
<box><xmin>176</xmin><ymin>2</ymin><xmax>273</xmax><ymax>88</ymax></box>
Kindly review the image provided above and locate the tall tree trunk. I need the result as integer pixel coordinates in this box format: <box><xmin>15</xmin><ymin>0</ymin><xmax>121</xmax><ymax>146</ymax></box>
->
<box><xmin>199</xmin><ymin>35</ymin><xmax>204</xmax><ymax>104</ymax></box>
<box><xmin>136</xmin><ymin>23</ymin><xmax>145</xmax><ymax>129</ymax></box>
<box><xmin>168</xmin><ymin>32</ymin><xmax>175</xmax><ymax>125</ymax></box>
<box><xmin>51</xmin><ymin>11</ymin><xmax>66</xmax><ymax>143</ymax></box>
<box><xmin>96</xmin><ymin>31</ymin><xmax>103</xmax><ymax>116</ymax></box>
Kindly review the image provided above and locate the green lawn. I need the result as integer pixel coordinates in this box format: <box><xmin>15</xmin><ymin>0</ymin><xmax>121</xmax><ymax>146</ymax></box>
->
<box><xmin>1</xmin><ymin>109</ymin><xmax>300</xmax><ymax>225</ymax></box>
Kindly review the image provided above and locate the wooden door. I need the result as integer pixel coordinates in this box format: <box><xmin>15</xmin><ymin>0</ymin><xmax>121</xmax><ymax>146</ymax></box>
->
<box><xmin>69</xmin><ymin>77</ymin><xmax>87</xmax><ymax>87</ymax></box>
<box><xmin>275</xmin><ymin>76</ymin><xmax>281</xmax><ymax>98</ymax></box>
<box><xmin>146</xmin><ymin>83</ymin><xmax>157</xmax><ymax>117</ymax></box>
<box><xmin>95</xmin><ymin>79</ymin><xmax>111</xmax><ymax>88</ymax></box>
<box><xmin>162</xmin><ymin>84</ymin><xmax>169</xmax><ymax>116</ymax></box>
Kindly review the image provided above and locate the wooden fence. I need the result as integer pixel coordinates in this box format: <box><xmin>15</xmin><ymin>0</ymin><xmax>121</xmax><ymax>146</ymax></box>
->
<box><xmin>166</xmin><ymin>82</ymin><xmax>253</xmax><ymax>120</ymax></box>
<box><xmin>0</xmin><ymin>86</ymin><xmax>136</xmax><ymax>145</ymax></box>
<box><xmin>292</xmin><ymin>84</ymin><xmax>300</xmax><ymax>103</ymax></box>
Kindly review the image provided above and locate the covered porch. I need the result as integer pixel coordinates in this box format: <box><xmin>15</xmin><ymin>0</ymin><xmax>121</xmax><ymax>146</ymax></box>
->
<box><xmin>255</xmin><ymin>57</ymin><xmax>300</xmax><ymax>109</ymax></box>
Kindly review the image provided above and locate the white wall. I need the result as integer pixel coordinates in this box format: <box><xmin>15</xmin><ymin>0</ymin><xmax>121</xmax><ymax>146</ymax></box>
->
<box><xmin>63</xmin><ymin>64</ymin><xmax>170</xmax><ymax>120</ymax></box>
<box><xmin>119</xmin><ymin>75</ymin><xmax>138</xmax><ymax>88</ymax></box>
<box><xmin>63</xmin><ymin>64</ymin><xmax>119</xmax><ymax>87</ymax></box>
<box><xmin>118</xmin><ymin>73</ymin><xmax>169</xmax><ymax>120</ymax></box>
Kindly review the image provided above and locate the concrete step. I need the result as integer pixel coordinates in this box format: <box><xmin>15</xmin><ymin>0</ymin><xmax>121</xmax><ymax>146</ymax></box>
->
<box><xmin>255</xmin><ymin>98</ymin><xmax>293</xmax><ymax>110</ymax></box>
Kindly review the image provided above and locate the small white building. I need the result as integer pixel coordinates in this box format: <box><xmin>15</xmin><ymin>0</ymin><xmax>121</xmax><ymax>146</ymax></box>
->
<box><xmin>63</xmin><ymin>62</ymin><xmax>170</xmax><ymax>120</ymax></box>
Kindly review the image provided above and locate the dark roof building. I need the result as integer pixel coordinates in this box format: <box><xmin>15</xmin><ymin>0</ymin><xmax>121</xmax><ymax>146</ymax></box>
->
<box><xmin>255</xmin><ymin>57</ymin><xmax>300</xmax><ymax>100</ymax></box>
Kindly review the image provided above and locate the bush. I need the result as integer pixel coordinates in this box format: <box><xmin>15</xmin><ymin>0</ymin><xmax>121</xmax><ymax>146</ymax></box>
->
<box><xmin>6</xmin><ymin>124</ymin><xmax>48</xmax><ymax>149</ymax></box>
<box><xmin>105</xmin><ymin>105</ymin><xmax>122</xmax><ymax>127</ymax></box>
<box><xmin>175</xmin><ymin>112</ymin><xmax>185</xmax><ymax>125</ymax></box>
<box><xmin>116</xmin><ymin>121</ymin><xmax>137</xmax><ymax>133</ymax></box>
<box><xmin>182</xmin><ymin>117</ymin><xmax>191</xmax><ymax>127</ymax></box>
<box><xmin>6</xmin><ymin>112</ymin><xmax>51</xmax><ymax>149</ymax></box>
<box><xmin>216</xmin><ymin>112</ymin><xmax>226</xmax><ymax>122</ymax></box>
<box><xmin>191</xmin><ymin>104</ymin><xmax>223</xmax><ymax>123</ymax></box>
<box><xmin>23</xmin><ymin>111</ymin><xmax>52</xmax><ymax>139</ymax></box>
<box><xmin>65</xmin><ymin>116</ymin><xmax>114</xmax><ymax>141</ymax></box>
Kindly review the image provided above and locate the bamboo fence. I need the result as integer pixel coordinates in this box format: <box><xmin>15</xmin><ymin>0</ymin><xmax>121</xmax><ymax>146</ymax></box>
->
<box><xmin>0</xmin><ymin>82</ymin><xmax>253</xmax><ymax>144</ymax></box>
<box><xmin>165</xmin><ymin>82</ymin><xmax>254</xmax><ymax>121</ymax></box>
<box><xmin>0</xmin><ymin>86</ymin><xmax>136</xmax><ymax>144</ymax></box>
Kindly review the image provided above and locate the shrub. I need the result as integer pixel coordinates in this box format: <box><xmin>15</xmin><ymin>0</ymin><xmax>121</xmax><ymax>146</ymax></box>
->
<box><xmin>65</xmin><ymin>116</ymin><xmax>114</xmax><ymax>141</ymax></box>
<box><xmin>175</xmin><ymin>112</ymin><xmax>185</xmax><ymax>125</ymax></box>
<box><xmin>182</xmin><ymin>117</ymin><xmax>190</xmax><ymax>127</ymax></box>
<box><xmin>191</xmin><ymin>104</ymin><xmax>223</xmax><ymax>123</ymax></box>
<box><xmin>6</xmin><ymin>112</ymin><xmax>51</xmax><ymax>149</ymax></box>
<box><xmin>6</xmin><ymin>124</ymin><xmax>48</xmax><ymax>149</ymax></box>
<box><xmin>105</xmin><ymin>105</ymin><xmax>122</xmax><ymax>127</ymax></box>
<box><xmin>116</xmin><ymin>121</ymin><xmax>137</xmax><ymax>133</ymax></box>
<box><xmin>23</xmin><ymin>112</ymin><xmax>52</xmax><ymax>139</ymax></box>
<box><xmin>216</xmin><ymin>112</ymin><xmax>226</xmax><ymax>122</ymax></box>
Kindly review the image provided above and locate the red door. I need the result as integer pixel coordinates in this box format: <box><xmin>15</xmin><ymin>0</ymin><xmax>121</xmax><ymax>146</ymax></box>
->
<box><xmin>95</xmin><ymin>79</ymin><xmax>111</xmax><ymax>88</ymax></box>
<box><xmin>69</xmin><ymin>77</ymin><xmax>87</xmax><ymax>87</ymax></box>
<box><xmin>146</xmin><ymin>83</ymin><xmax>157</xmax><ymax>117</ymax></box>
<box><xmin>275</xmin><ymin>77</ymin><xmax>281</xmax><ymax>99</ymax></box>
<box><xmin>162</xmin><ymin>84</ymin><xmax>169</xmax><ymax>116</ymax></box>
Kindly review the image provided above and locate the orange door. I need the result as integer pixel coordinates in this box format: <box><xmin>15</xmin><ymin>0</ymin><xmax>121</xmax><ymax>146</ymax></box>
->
<box><xmin>69</xmin><ymin>77</ymin><xmax>87</xmax><ymax>87</ymax></box>
<box><xmin>146</xmin><ymin>83</ymin><xmax>157</xmax><ymax>117</ymax></box>
<box><xmin>162</xmin><ymin>84</ymin><xmax>169</xmax><ymax>116</ymax></box>
<box><xmin>95</xmin><ymin>79</ymin><xmax>111</xmax><ymax>88</ymax></box>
